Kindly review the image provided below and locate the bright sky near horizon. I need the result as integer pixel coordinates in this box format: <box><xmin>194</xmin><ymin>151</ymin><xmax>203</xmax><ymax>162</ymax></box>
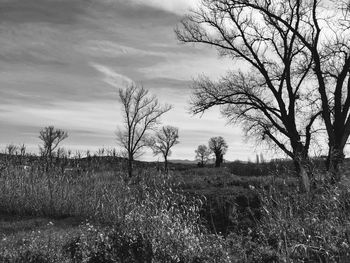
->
<box><xmin>0</xmin><ymin>0</ymin><xmax>273</xmax><ymax>161</ymax></box>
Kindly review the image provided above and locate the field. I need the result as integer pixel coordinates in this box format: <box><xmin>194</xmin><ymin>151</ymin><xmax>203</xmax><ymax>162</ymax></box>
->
<box><xmin>0</xmin><ymin>155</ymin><xmax>350</xmax><ymax>262</ymax></box>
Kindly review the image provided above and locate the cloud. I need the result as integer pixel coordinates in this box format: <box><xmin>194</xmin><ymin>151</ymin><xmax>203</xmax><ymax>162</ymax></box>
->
<box><xmin>91</xmin><ymin>63</ymin><xmax>133</xmax><ymax>88</ymax></box>
<box><xmin>128</xmin><ymin>0</ymin><xmax>200</xmax><ymax>15</ymax></box>
<box><xmin>85</xmin><ymin>40</ymin><xmax>167</xmax><ymax>58</ymax></box>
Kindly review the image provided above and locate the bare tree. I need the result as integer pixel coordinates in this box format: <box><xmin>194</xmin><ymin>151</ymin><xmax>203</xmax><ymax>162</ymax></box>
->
<box><xmin>6</xmin><ymin>144</ymin><xmax>18</xmax><ymax>155</ymax></box>
<box><xmin>195</xmin><ymin>144</ymin><xmax>211</xmax><ymax>167</ymax></box>
<box><xmin>19</xmin><ymin>144</ymin><xmax>26</xmax><ymax>157</ymax></box>
<box><xmin>208</xmin><ymin>136</ymin><xmax>228</xmax><ymax>167</ymax></box>
<box><xmin>117</xmin><ymin>84</ymin><xmax>172</xmax><ymax>177</ymax></box>
<box><xmin>150</xmin><ymin>126</ymin><xmax>179</xmax><ymax>172</ymax></box>
<box><xmin>176</xmin><ymin>0</ymin><xmax>336</xmax><ymax>192</ymax></box>
<box><xmin>39</xmin><ymin>126</ymin><xmax>68</xmax><ymax>167</ymax></box>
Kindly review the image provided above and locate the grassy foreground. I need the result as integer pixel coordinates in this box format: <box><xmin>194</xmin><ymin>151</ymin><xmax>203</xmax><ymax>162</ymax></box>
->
<box><xmin>0</xmin><ymin>160</ymin><xmax>350</xmax><ymax>262</ymax></box>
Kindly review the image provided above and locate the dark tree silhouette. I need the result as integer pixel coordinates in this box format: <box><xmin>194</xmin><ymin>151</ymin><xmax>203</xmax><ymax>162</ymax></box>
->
<box><xmin>39</xmin><ymin>126</ymin><xmax>68</xmax><ymax>167</ymax></box>
<box><xmin>195</xmin><ymin>144</ymin><xmax>211</xmax><ymax>167</ymax></box>
<box><xmin>208</xmin><ymin>136</ymin><xmax>228</xmax><ymax>167</ymax></box>
<box><xmin>175</xmin><ymin>0</ymin><xmax>343</xmax><ymax>191</ymax></box>
<box><xmin>150</xmin><ymin>126</ymin><xmax>179</xmax><ymax>172</ymax></box>
<box><xmin>117</xmin><ymin>84</ymin><xmax>171</xmax><ymax>177</ymax></box>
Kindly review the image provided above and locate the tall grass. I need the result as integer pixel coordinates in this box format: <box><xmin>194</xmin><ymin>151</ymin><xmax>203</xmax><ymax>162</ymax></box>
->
<box><xmin>1</xmin><ymin>157</ymin><xmax>350</xmax><ymax>262</ymax></box>
<box><xmin>0</xmin><ymin>161</ymin><xmax>143</xmax><ymax>222</ymax></box>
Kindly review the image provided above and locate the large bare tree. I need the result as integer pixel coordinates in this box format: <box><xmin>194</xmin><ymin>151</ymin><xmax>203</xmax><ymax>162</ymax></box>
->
<box><xmin>176</xmin><ymin>0</ymin><xmax>349</xmax><ymax>191</ymax></box>
<box><xmin>39</xmin><ymin>126</ymin><xmax>68</xmax><ymax>167</ymax></box>
<box><xmin>150</xmin><ymin>126</ymin><xmax>179</xmax><ymax>173</ymax></box>
<box><xmin>178</xmin><ymin>0</ymin><xmax>350</xmax><ymax>183</ymax></box>
<box><xmin>117</xmin><ymin>84</ymin><xmax>171</xmax><ymax>177</ymax></box>
<box><xmin>208</xmin><ymin>136</ymin><xmax>228</xmax><ymax>167</ymax></box>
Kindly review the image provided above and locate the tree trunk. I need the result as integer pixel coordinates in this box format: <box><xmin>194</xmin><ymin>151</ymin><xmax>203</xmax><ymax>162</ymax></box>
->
<box><xmin>215</xmin><ymin>153</ymin><xmax>220</xmax><ymax>167</ymax></box>
<box><xmin>164</xmin><ymin>156</ymin><xmax>168</xmax><ymax>173</ymax></box>
<box><xmin>128</xmin><ymin>154</ymin><xmax>133</xmax><ymax>177</ymax></box>
<box><xmin>215</xmin><ymin>153</ymin><xmax>223</xmax><ymax>167</ymax></box>
<box><xmin>326</xmin><ymin>147</ymin><xmax>344</xmax><ymax>184</ymax></box>
<box><xmin>292</xmin><ymin>140</ymin><xmax>311</xmax><ymax>194</ymax></box>
<box><xmin>294</xmin><ymin>159</ymin><xmax>311</xmax><ymax>194</ymax></box>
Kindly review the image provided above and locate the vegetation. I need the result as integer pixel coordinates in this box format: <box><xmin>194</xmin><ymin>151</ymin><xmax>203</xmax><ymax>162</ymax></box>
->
<box><xmin>1</xmin><ymin>151</ymin><xmax>349</xmax><ymax>262</ymax></box>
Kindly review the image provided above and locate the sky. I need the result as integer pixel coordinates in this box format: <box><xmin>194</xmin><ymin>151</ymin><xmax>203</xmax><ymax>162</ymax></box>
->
<box><xmin>0</xmin><ymin>0</ymin><xmax>269</xmax><ymax>161</ymax></box>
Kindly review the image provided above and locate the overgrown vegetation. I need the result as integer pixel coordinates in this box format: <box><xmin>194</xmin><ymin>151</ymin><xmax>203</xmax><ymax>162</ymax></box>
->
<box><xmin>1</xmin><ymin>155</ymin><xmax>350</xmax><ymax>262</ymax></box>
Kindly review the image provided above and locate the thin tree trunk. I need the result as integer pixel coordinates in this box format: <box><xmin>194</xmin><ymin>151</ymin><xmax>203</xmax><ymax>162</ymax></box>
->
<box><xmin>128</xmin><ymin>154</ymin><xmax>133</xmax><ymax>178</ymax></box>
<box><xmin>164</xmin><ymin>156</ymin><xmax>168</xmax><ymax>173</ymax></box>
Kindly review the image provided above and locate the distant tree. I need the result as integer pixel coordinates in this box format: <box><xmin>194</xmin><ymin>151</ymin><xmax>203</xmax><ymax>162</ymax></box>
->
<box><xmin>112</xmin><ymin>148</ymin><xmax>117</xmax><ymax>157</ymax></box>
<box><xmin>150</xmin><ymin>126</ymin><xmax>179</xmax><ymax>172</ymax></box>
<box><xmin>39</xmin><ymin>126</ymin><xmax>68</xmax><ymax>167</ymax></box>
<box><xmin>97</xmin><ymin>148</ymin><xmax>105</xmax><ymax>157</ymax></box>
<box><xmin>75</xmin><ymin>151</ymin><xmax>82</xmax><ymax>159</ymax></box>
<box><xmin>19</xmin><ymin>144</ymin><xmax>26</xmax><ymax>156</ymax></box>
<box><xmin>256</xmin><ymin>154</ymin><xmax>260</xmax><ymax>164</ymax></box>
<box><xmin>208</xmin><ymin>136</ymin><xmax>228</xmax><ymax>167</ymax></box>
<box><xmin>260</xmin><ymin>153</ymin><xmax>265</xmax><ymax>164</ymax></box>
<box><xmin>116</xmin><ymin>84</ymin><xmax>171</xmax><ymax>177</ymax></box>
<box><xmin>56</xmin><ymin>148</ymin><xmax>66</xmax><ymax>159</ymax></box>
<box><xmin>6</xmin><ymin>144</ymin><xmax>18</xmax><ymax>155</ymax></box>
<box><xmin>195</xmin><ymin>144</ymin><xmax>211</xmax><ymax>167</ymax></box>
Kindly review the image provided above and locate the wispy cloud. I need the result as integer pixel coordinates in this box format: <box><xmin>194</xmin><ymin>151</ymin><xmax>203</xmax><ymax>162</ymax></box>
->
<box><xmin>91</xmin><ymin>63</ymin><xmax>133</xmax><ymax>88</ymax></box>
<box><xmin>127</xmin><ymin>0</ymin><xmax>200</xmax><ymax>15</ymax></box>
<box><xmin>85</xmin><ymin>40</ymin><xmax>167</xmax><ymax>58</ymax></box>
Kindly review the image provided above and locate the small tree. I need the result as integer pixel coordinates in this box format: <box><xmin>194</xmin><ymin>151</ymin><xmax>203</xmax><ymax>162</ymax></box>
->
<box><xmin>117</xmin><ymin>84</ymin><xmax>171</xmax><ymax>177</ymax></box>
<box><xmin>39</xmin><ymin>126</ymin><xmax>68</xmax><ymax>167</ymax></box>
<box><xmin>6</xmin><ymin>144</ymin><xmax>18</xmax><ymax>155</ymax></box>
<box><xmin>150</xmin><ymin>126</ymin><xmax>179</xmax><ymax>172</ymax></box>
<box><xmin>195</xmin><ymin>144</ymin><xmax>211</xmax><ymax>167</ymax></box>
<box><xmin>208</xmin><ymin>136</ymin><xmax>228</xmax><ymax>167</ymax></box>
<box><xmin>19</xmin><ymin>144</ymin><xmax>26</xmax><ymax>157</ymax></box>
<box><xmin>38</xmin><ymin>126</ymin><xmax>68</xmax><ymax>213</ymax></box>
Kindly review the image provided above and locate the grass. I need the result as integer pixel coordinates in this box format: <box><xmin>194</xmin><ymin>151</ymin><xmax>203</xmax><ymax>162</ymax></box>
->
<box><xmin>1</xmin><ymin>156</ymin><xmax>350</xmax><ymax>262</ymax></box>
<box><xmin>0</xmin><ymin>213</ymin><xmax>80</xmax><ymax>262</ymax></box>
